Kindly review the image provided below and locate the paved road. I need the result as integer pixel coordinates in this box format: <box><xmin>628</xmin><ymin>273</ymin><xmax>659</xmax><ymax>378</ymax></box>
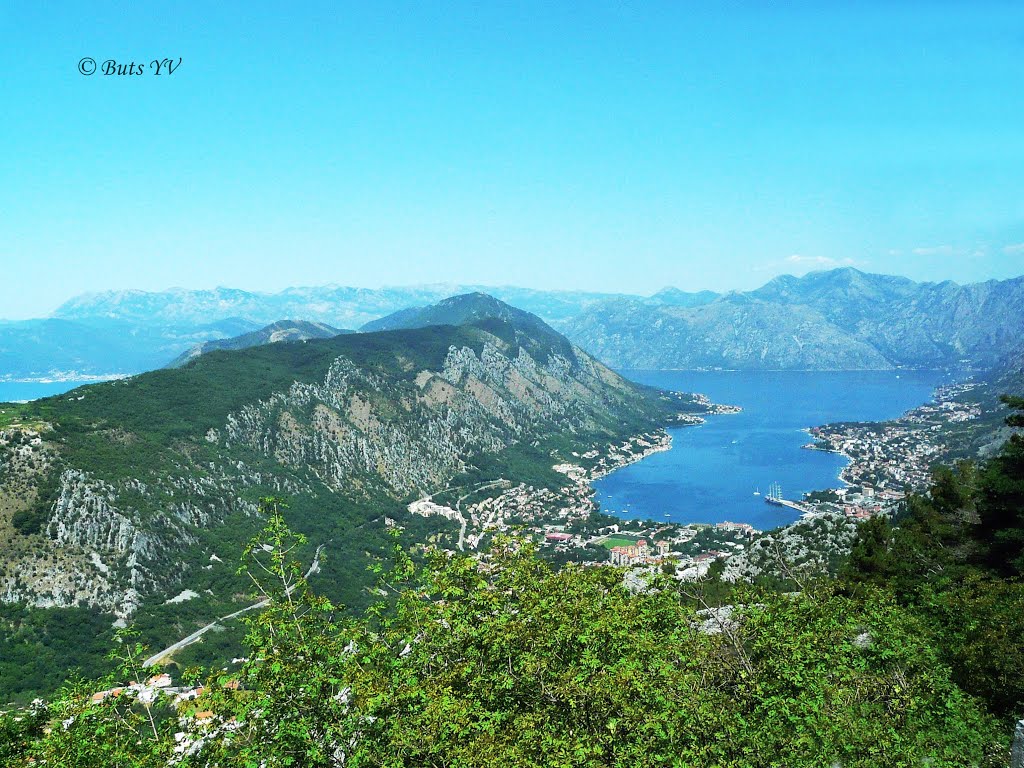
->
<box><xmin>454</xmin><ymin>479</ymin><xmax>507</xmax><ymax>550</ymax></box>
<box><xmin>143</xmin><ymin>544</ymin><xmax>325</xmax><ymax>668</ymax></box>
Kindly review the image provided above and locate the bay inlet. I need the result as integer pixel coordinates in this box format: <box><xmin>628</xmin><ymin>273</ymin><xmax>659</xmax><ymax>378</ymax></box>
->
<box><xmin>594</xmin><ymin>370</ymin><xmax>948</xmax><ymax>529</ymax></box>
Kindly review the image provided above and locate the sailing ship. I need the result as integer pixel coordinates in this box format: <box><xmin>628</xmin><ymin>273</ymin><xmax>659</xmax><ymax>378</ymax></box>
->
<box><xmin>764</xmin><ymin>482</ymin><xmax>784</xmax><ymax>506</ymax></box>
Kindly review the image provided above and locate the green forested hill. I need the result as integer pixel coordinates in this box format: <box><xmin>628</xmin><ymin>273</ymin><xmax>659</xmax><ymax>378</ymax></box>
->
<box><xmin>0</xmin><ymin>298</ymin><xmax>696</xmax><ymax>701</ymax></box>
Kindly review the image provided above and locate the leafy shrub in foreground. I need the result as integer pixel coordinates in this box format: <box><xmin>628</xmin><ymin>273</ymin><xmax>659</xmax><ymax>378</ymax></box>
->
<box><xmin>7</xmin><ymin>498</ymin><xmax>1007</xmax><ymax>767</ymax></box>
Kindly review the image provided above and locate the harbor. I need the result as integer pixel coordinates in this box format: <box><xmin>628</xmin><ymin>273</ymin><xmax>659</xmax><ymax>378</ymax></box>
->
<box><xmin>764</xmin><ymin>482</ymin><xmax>813</xmax><ymax>514</ymax></box>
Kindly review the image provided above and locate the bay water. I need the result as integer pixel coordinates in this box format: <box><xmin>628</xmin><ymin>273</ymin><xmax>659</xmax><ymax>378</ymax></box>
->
<box><xmin>594</xmin><ymin>370</ymin><xmax>947</xmax><ymax>530</ymax></box>
<box><xmin>0</xmin><ymin>381</ymin><xmax>98</xmax><ymax>403</ymax></box>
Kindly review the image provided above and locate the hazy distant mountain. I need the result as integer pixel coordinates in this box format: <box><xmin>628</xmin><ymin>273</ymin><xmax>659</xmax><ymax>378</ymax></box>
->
<box><xmin>0</xmin><ymin>317</ymin><xmax>260</xmax><ymax>380</ymax></box>
<box><xmin>53</xmin><ymin>284</ymin><xmax>634</xmax><ymax>329</ymax></box>
<box><xmin>647</xmin><ymin>287</ymin><xmax>720</xmax><ymax>307</ymax></box>
<box><xmin>747</xmin><ymin>269</ymin><xmax>1024</xmax><ymax>368</ymax></box>
<box><xmin>562</xmin><ymin>293</ymin><xmax>891</xmax><ymax>370</ymax></box>
<box><xmin>15</xmin><ymin>269</ymin><xmax>1024</xmax><ymax>378</ymax></box>
<box><xmin>561</xmin><ymin>268</ymin><xmax>1024</xmax><ymax>370</ymax></box>
<box><xmin>6</xmin><ymin>285</ymin><xmax>634</xmax><ymax>380</ymax></box>
<box><xmin>166</xmin><ymin>320</ymin><xmax>349</xmax><ymax>368</ymax></box>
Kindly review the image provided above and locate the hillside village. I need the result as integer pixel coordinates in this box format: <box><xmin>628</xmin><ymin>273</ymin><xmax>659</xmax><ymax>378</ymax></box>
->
<box><xmin>806</xmin><ymin>382</ymin><xmax>983</xmax><ymax>492</ymax></box>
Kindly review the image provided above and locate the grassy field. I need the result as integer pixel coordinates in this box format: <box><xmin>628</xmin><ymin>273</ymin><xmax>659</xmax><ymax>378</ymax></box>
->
<box><xmin>599</xmin><ymin>534</ymin><xmax>642</xmax><ymax>549</ymax></box>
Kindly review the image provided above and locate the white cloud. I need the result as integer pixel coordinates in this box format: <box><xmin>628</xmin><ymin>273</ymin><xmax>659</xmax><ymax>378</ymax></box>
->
<box><xmin>911</xmin><ymin>245</ymin><xmax>955</xmax><ymax>257</ymax></box>
<box><xmin>1002</xmin><ymin>242</ymin><xmax>1024</xmax><ymax>255</ymax></box>
<box><xmin>784</xmin><ymin>254</ymin><xmax>856</xmax><ymax>267</ymax></box>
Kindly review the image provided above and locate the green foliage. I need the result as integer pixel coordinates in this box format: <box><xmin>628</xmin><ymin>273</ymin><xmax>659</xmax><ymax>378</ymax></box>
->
<box><xmin>1002</xmin><ymin>394</ymin><xmax>1024</xmax><ymax>428</ymax></box>
<box><xmin>845</xmin><ymin>462</ymin><xmax>980</xmax><ymax>602</ymax></box>
<box><xmin>975</xmin><ymin>396</ymin><xmax>1024</xmax><ymax>575</ymax></box>
<box><xmin>0</xmin><ymin>605</ymin><xmax>116</xmax><ymax>704</ymax></box>
<box><xmin>841</xmin><ymin>514</ymin><xmax>892</xmax><ymax>585</ymax></box>
<box><xmin>12</xmin><ymin>632</ymin><xmax>177</xmax><ymax>767</ymax></box>
<box><xmin>332</xmin><ymin>544</ymin><xmax>1004</xmax><ymax>766</ymax></box>
<box><xmin>0</xmin><ymin>700</ymin><xmax>46</xmax><ymax>764</ymax></box>
<box><xmin>10</xmin><ymin>499</ymin><xmax>1008</xmax><ymax>766</ymax></box>
<box><xmin>841</xmin><ymin>398</ymin><xmax>1024</xmax><ymax>721</ymax></box>
<box><xmin>11</xmin><ymin>467</ymin><xmax>62</xmax><ymax>536</ymax></box>
<box><xmin>192</xmin><ymin>497</ymin><xmax>354</xmax><ymax>766</ymax></box>
<box><xmin>923</xmin><ymin>575</ymin><xmax>1024</xmax><ymax>719</ymax></box>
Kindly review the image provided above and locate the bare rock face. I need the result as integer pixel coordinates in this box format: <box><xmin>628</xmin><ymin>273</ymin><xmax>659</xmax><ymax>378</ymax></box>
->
<box><xmin>48</xmin><ymin>470</ymin><xmax>141</xmax><ymax>554</ymax></box>
<box><xmin>224</xmin><ymin>341</ymin><xmax>635</xmax><ymax>500</ymax></box>
<box><xmin>721</xmin><ymin>511</ymin><xmax>859</xmax><ymax>583</ymax></box>
<box><xmin>1011</xmin><ymin>720</ymin><xmax>1024</xmax><ymax>768</ymax></box>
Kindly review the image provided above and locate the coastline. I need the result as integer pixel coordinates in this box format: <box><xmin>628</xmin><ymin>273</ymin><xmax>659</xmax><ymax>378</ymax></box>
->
<box><xmin>799</xmin><ymin>431</ymin><xmax>854</xmax><ymax>487</ymax></box>
<box><xmin>0</xmin><ymin>374</ymin><xmax>129</xmax><ymax>384</ymax></box>
<box><xmin>800</xmin><ymin>380</ymin><xmax>982</xmax><ymax>497</ymax></box>
<box><xmin>586</xmin><ymin>430</ymin><xmax>675</xmax><ymax>482</ymax></box>
<box><xmin>586</xmin><ymin>395</ymin><xmax>743</xmax><ymax>484</ymax></box>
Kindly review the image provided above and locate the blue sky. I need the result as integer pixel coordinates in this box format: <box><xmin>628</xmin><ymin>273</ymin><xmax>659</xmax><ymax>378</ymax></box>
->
<box><xmin>2</xmin><ymin>2</ymin><xmax>1023</xmax><ymax>318</ymax></box>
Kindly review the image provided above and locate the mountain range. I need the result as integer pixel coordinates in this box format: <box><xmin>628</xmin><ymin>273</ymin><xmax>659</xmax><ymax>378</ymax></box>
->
<box><xmin>3</xmin><ymin>268</ymin><xmax>1024</xmax><ymax>380</ymax></box>
<box><xmin>53</xmin><ymin>284</ymin><xmax>641</xmax><ymax>329</ymax></box>
<box><xmin>560</xmin><ymin>268</ymin><xmax>1024</xmax><ymax>370</ymax></box>
<box><xmin>2</xmin><ymin>285</ymin><xmax>645</xmax><ymax>380</ymax></box>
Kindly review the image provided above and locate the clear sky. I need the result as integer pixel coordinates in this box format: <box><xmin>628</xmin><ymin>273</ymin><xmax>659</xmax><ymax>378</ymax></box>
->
<box><xmin>2</xmin><ymin>2</ymin><xmax>1023</xmax><ymax>318</ymax></box>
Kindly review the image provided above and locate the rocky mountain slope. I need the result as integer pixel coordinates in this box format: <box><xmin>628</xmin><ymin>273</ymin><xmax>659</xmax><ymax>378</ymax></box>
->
<box><xmin>0</xmin><ymin>296</ymin><xmax>702</xmax><ymax>655</ymax></box>
<box><xmin>165</xmin><ymin>320</ymin><xmax>348</xmax><ymax>368</ymax></box>
<box><xmin>560</xmin><ymin>268</ymin><xmax>1024</xmax><ymax>370</ymax></box>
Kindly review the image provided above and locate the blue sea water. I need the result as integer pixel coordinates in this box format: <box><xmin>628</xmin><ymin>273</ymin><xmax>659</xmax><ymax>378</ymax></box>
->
<box><xmin>594</xmin><ymin>370</ymin><xmax>949</xmax><ymax>530</ymax></box>
<box><xmin>0</xmin><ymin>381</ymin><xmax>96</xmax><ymax>403</ymax></box>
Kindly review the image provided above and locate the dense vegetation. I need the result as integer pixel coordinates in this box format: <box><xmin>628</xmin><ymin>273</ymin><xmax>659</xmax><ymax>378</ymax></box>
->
<box><xmin>0</xmin><ymin>605</ymin><xmax>115</xmax><ymax>703</ymax></box>
<box><xmin>0</xmin><ymin>500</ymin><xmax>1008</xmax><ymax>766</ymax></box>
<box><xmin>840</xmin><ymin>395</ymin><xmax>1024</xmax><ymax>723</ymax></box>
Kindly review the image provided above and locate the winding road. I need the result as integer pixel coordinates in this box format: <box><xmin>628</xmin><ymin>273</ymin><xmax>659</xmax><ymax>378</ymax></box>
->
<box><xmin>142</xmin><ymin>544</ymin><xmax>325</xmax><ymax>668</ymax></box>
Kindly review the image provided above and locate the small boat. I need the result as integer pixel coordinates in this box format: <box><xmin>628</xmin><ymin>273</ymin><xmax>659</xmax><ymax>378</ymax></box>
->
<box><xmin>753</xmin><ymin>486</ymin><xmax>761</xmax><ymax>496</ymax></box>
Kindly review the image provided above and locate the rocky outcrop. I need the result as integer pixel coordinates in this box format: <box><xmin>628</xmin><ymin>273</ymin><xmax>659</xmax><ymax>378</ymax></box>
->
<box><xmin>721</xmin><ymin>511</ymin><xmax>859</xmax><ymax>583</ymax></box>
<box><xmin>47</xmin><ymin>470</ymin><xmax>143</xmax><ymax>554</ymax></box>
